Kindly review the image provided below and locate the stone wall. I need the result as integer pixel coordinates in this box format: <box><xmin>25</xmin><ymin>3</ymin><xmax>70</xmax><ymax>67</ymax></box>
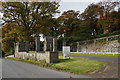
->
<box><xmin>77</xmin><ymin>40</ymin><xmax>120</xmax><ymax>53</ymax></box>
<box><xmin>15</xmin><ymin>51</ymin><xmax>58</xmax><ymax>63</ymax></box>
<box><xmin>15</xmin><ymin>43</ymin><xmax>58</xmax><ymax>63</ymax></box>
<box><xmin>70</xmin><ymin>35</ymin><xmax>120</xmax><ymax>54</ymax></box>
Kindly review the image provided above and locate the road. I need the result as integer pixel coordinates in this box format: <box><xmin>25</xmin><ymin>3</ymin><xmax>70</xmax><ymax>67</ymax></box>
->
<box><xmin>2</xmin><ymin>59</ymin><xmax>90</xmax><ymax>78</ymax></box>
<box><xmin>60</xmin><ymin>54</ymin><xmax>119</xmax><ymax>63</ymax></box>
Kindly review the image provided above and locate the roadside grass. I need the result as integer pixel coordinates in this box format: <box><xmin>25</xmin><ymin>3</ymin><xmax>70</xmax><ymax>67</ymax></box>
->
<box><xmin>70</xmin><ymin>53</ymin><xmax>119</xmax><ymax>58</ymax></box>
<box><xmin>59</xmin><ymin>52</ymin><xmax>119</xmax><ymax>57</ymax></box>
<box><xmin>50</xmin><ymin>56</ymin><xmax>104</xmax><ymax>74</ymax></box>
<box><xmin>7</xmin><ymin>56</ymin><xmax>104</xmax><ymax>74</ymax></box>
<box><xmin>7</xmin><ymin>57</ymin><xmax>49</xmax><ymax>67</ymax></box>
<box><xmin>28</xmin><ymin>51</ymin><xmax>36</xmax><ymax>53</ymax></box>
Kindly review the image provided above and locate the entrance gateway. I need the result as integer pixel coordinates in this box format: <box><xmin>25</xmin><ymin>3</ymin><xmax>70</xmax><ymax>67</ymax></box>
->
<box><xmin>14</xmin><ymin>36</ymin><xmax>58</xmax><ymax>63</ymax></box>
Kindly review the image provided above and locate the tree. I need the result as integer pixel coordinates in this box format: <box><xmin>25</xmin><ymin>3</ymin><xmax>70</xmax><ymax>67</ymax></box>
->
<box><xmin>97</xmin><ymin>1</ymin><xmax>120</xmax><ymax>17</ymax></box>
<box><xmin>1</xmin><ymin>1</ymin><xmax>60</xmax><ymax>53</ymax></box>
<box><xmin>80</xmin><ymin>3</ymin><xmax>101</xmax><ymax>21</ymax></box>
<box><xmin>81</xmin><ymin>1</ymin><xmax>120</xmax><ymax>34</ymax></box>
<box><xmin>58</xmin><ymin>10</ymin><xmax>80</xmax><ymax>37</ymax></box>
<box><xmin>74</xmin><ymin>20</ymin><xmax>93</xmax><ymax>40</ymax></box>
<box><xmin>97</xmin><ymin>1</ymin><xmax>120</xmax><ymax>34</ymax></box>
<box><xmin>48</xmin><ymin>18</ymin><xmax>61</xmax><ymax>37</ymax></box>
<box><xmin>118</xmin><ymin>8</ymin><xmax>120</xmax><ymax>29</ymax></box>
<box><xmin>1</xmin><ymin>1</ymin><xmax>60</xmax><ymax>40</ymax></box>
<box><xmin>2</xmin><ymin>22</ymin><xmax>18</xmax><ymax>53</ymax></box>
<box><xmin>80</xmin><ymin>3</ymin><xmax>102</xmax><ymax>36</ymax></box>
<box><xmin>97</xmin><ymin>16</ymin><xmax>119</xmax><ymax>34</ymax></box>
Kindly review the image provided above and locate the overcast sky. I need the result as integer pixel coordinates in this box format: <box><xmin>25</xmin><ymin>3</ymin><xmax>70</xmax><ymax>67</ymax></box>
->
<box><xmin>0</xmin><ymin>0</ymin><xmax>102</xmax><ymax>18</ymax></box>
<box><xmin>1</xmin><ymin>2</ymin><xmax>92</xmax><ymax>18</ymax></box>
<box><xmin>55</xmin><ymin>0</ymin><xmax>102</xmax><ymax>17</ymax></box>
<box><xmin>58</xmin><ymin>2</ymin><xmax>93</xmax><ymax>16</ymax></box>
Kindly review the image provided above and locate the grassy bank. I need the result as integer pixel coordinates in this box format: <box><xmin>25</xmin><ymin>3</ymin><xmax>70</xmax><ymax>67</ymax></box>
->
<box><xmin>50</xmin><ymin>56</ymin><xmax>104</xmax><ymax>74</ymax></box>
<box><xmin>69</xmin><ymin>53</ymin><xmax>119</xmax><ymax>58</ymax></box>
<box><xmin>59</xmin><ymin>52</ymin><xmax>119</xmax><ymax>57</ymax></box>
<box><xmin>7</xmin><ymin>56</ymin><xmax>104</xmax><ymax>74</ymax></box>
<box><xmin>29</xmin><ymin>51</ymin><xmax>36</xmax><ymax>53</ymax></box>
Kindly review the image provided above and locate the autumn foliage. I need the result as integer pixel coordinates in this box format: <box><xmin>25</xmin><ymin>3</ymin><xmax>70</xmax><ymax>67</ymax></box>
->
<box><xmin>97</xmin><ymin>16</ymin><xmax>119</xmax><ymax>34</ymax></box>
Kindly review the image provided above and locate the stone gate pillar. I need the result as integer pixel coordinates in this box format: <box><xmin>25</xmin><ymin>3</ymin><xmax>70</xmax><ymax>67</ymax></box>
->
<box><xmin>14</xmin><ymin>42</ymin><xmax>19</xmax><ymax>58</ymax></box>
<box><xmin>16</xmin><ymin>42</ymin><xmax>19</xmax><ymax>53</ymax></box>
<box><xmin>44</xmin><ymin>37</ymin><xmax>53</xmax><ymax>51</ymax></box>
<box><xmin>35</xmin><ymin>36</ymin><xmax>40</xmax><ymax>52</ymax></box>
<box><xmin>44</xmin><ymin>37</ymin><xmax>47</xmax><ymax>51</ymax></box>
<box><xmin>63</xmin><ymin>41</ymin><xmax>66</xmax><ymax>46</ymax></box>
<box><xmin>77</xmin><ymin>42</ymin><xmax>79</xmax><ymax>52</ymax></box>
<box><xmin>19</xmin><ymin>42</ymin><xmax>26</xmax><ymax>52</ymax></box>
<box><xmin>25</xmin><ymin>41</ymin><xmax>29</xmax><ymax>52</ymax></box>
<box><xmin>53</xmin><ymin>38</ymin><xmax>57</xmax><ymax>52</ymax></box>
<box><xmin>94</xmin><ymin>39</ymin><xmax>96</xmax><ymax>52</ymax></box>
<box><xmin>44</xmin><ymin>37</ymin><xmax>57</xmax><ymax>52</ymax></box>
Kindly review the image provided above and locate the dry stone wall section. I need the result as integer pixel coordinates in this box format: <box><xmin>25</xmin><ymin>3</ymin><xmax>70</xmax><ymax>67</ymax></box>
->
<box><xmin>70</xmin><ymin>35</ymin><xmax>120</xmax><ymax>54</ymax></box>
<box><xmin>78</xmin><ymin>40</ymin><xmax>120</xmax><ymax>53</ymax></box>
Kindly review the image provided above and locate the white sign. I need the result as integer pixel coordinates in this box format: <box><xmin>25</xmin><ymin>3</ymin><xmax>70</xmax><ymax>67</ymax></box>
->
<box><xmin>62</xmin><ymin>46</ymin><xmax>70</xmax><ymax>58</ymax></box>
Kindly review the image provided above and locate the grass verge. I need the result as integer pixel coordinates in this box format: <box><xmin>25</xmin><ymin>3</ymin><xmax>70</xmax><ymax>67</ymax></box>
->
<box><xmin>59</xmin><ymin>52</ymin><xmax>119</xmax><ymax>57</ymax></box>
<box><xmin>50</xmin><ymin>56</ymin><xmax>104</xmax><ymax>74</ymax></box>
<box><xmin>28</xmin><ymin>51</ymin><xmax>36</xmax><ymax>53</ymax></box>
<box><xmin>7</xmin><ymin>56</ymin><xmax>104</xmax><ymax>74</ymax></box>
<box><xmin>69</xmin><ymin>53</ymin><xmax>119</xmax><ymax>58</ymax></box>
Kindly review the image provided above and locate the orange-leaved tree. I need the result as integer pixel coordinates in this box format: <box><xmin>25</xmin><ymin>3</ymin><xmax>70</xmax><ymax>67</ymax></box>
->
<box><xmin>97</xmin><ymin>16</ymin><xmax>119</xmax><ymax>34</ymax></box>
<box><xmin>2</xmin><ymin>22</ymin><xmax>18</xmax><ymax>53</ymax></box>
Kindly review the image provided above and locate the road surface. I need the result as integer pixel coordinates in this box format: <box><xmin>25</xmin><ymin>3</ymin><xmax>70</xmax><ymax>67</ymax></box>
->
<box><xmin>60</xmin><ymin>54</ymin><xmax>119</xmax><ymax>63</ymax></box>
<box><xmin>2</xmin><ymin>59</ymin><xmax>90</xmax><ymax>78</ymax></box>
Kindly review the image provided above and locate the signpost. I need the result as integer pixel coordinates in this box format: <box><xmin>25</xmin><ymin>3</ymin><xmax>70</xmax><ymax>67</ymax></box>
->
<box><xmin>62</xmin><ymin>46</ymin><xmax>70</xmax><ymax>59</ymax></box>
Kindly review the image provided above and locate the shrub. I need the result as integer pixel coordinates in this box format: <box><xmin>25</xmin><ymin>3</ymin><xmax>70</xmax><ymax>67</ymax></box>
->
<box><xmin>96</xmin><ymin>30</ymin><xmax>120</xmax><ymax>38</ymax></box>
